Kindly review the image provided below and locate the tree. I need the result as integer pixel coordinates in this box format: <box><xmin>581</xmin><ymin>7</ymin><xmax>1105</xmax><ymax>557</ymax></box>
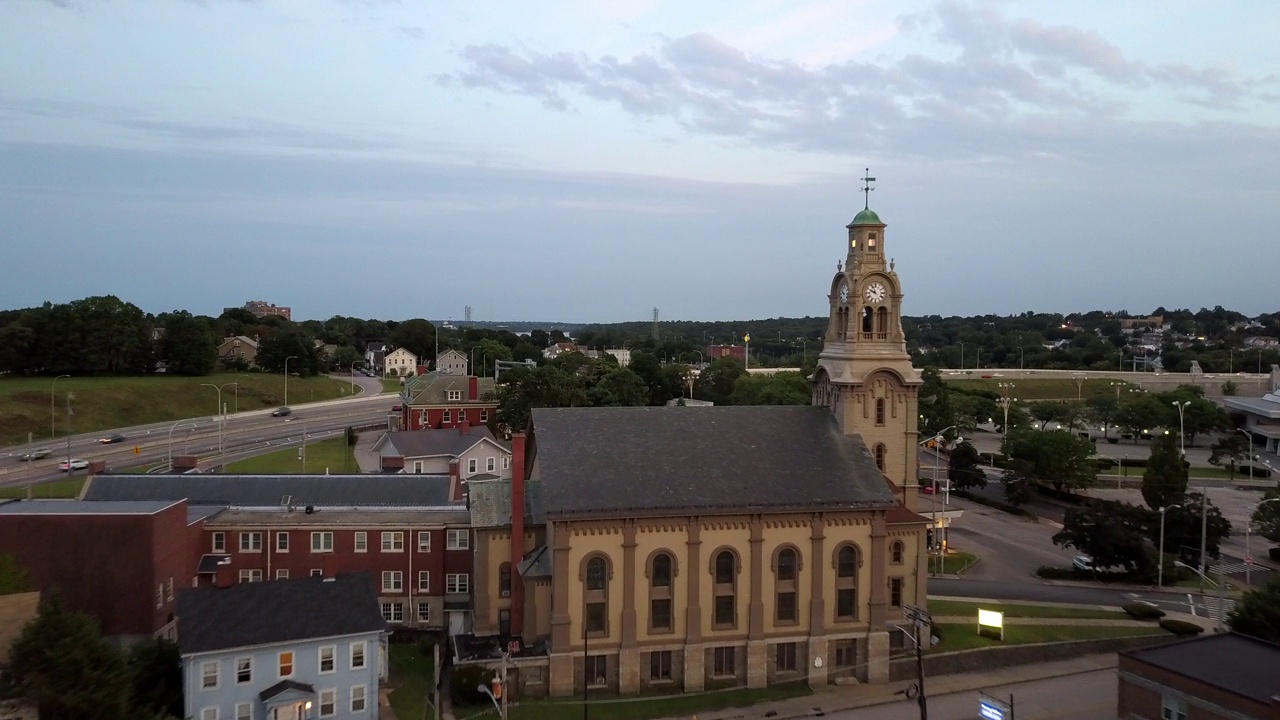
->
<box><xmin>1116</xmin><ymin>394</ymin><xmax>1167</xmax><ymax>441</ymax></box>
<box><xmin>388</xmin><ymin>319</ymin><xmax>437</xmax><ymax>361</ymax></box>
<box><xmin>471</xmin><ymin>339</ymin><xmax>514</xmax><ymax>377</ymax></box>
<box><xmin>1001</xmin><ymin>459</ymin><xmax>1033</xmax><ymax>506</ymax></box>
<box><xmin>730</xmin><ymin>372</ymin><xmax>811</xmax><ymax>406</ymax></box>
<box><xmin>1159</xmin><ymin>493</ymin><xmax>1232</xmax><ymax>563</ymax></box>
<box><xmin>948</xmin><ymin>440</ymin><xmax>987</xmax><ymax>490</ymax></box>
<box><xmin>1250</xmin><ymin>486</ymin><xmax>1280</xmax><ymax>543</ymax></box>
<box><xmin>1085</xmin><ymin>394</ymin><xmax>1120</xmax><ymax>439</ymax></box>
<box><xmin>332</xmin><ymin>344</ymin><xmax>362</xmax><ymax>372</ymax></box>
<box><xmin>0</xmin><ymin>553</ymin><xmax>29</xmax><ymax>595</ymax></box>
<box><xmin>693</xmin><ymin>357</ymin><xmax>745</xmax><ymax>405</ymax></box>
<box><xmin>588</xmin><ymin>368</ymin><xmax>649</xmax><ymax>407</ymax></box>
<box><xmin>1053</xmin><ymin>504</ymin><xmax>1152</xmax><ymax>573</ymax></box>
<box><xmin>1227</xmin><ymin>574</ymin><xmax>1280</xmax><ymax>642</ymax></box>
<box><xmin>629</xmin><ymin>352</ymin><xmax>682</xmax><ymax>405</ymax></box>
<box><xmin>8</xmin><ymin>591</ymin><xmax>132</xmax><ymax>720</ymax></box>
<box><xmin>1221</xmin><ymin>379</ymin><xmax>1239</xmax><ymax>396</ymax></box>
<box><xmin>161</xmin><ymin>311</ymin><xmax>216</xmax><ymax>376</ymax></box>
<box><xmin>256</xmin><ymin>328</ymin><xmax>321</xmax><ymax>376</ymax></box>
<box><xmin>1142</xmin><ymin>434</ymin><xmax>1189</xmax><ymax>510</ymax></box>
<box><xmin>492</xmin><ymin>366</ymin><xmax>589</xmax><ymax>432</ymax></box>
<box><xmin>918</xmin><ymin>367</ymin><xmax>957</xmax><ymax>437</ymax></box>
<box><xmin>1001</xmin><ymin>429</ymin><xmax>1098</xmax><ymax>493</ymax></box>
<box><xmin>125</xmin><ymin>638</ymin><xmax>183</xmax><ymax>719</ymax></box>
<box><xmin>1208</xmin><ymin>433</ymin><xmax>1250</xmax><ymax>482</ymax></box>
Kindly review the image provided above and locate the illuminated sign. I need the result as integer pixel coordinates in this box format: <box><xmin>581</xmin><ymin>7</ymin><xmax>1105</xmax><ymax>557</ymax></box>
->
<box><xmin>977</xmin><ymin>609</ymin><xmax>1004</xmax><ymax>640</ymax></box>
<box><xmin>979</xmin><ymin>700</ymin><xmax>1005</xmax><ymax>720</ymax></box>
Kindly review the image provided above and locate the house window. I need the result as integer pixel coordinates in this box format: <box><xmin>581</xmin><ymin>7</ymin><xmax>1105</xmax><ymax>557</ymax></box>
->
<box><xmin>382</xmin><ymin>571</ymin><xmax>404</xmax><ymax>592</ymax></box>
<box><xmin>319</xmin><ymin>688</ymin><xmax>336</xmax><ymax>717</ymax></box>
<box><xmin>835</xmin><ymin>544</ymin><xmax>859</xmax><ymax>621</ymax></box>
<box><xmin>875</xmin><ymin>397</ymin><xmax>886</xmax><ymax>426</ymax></box>
<box><xmin>166</xmin><ymin>577</ymin><xmax>174</xmax><ymax>602</ymax></box>
<box><xmin>235</xmin><ymin>702</ymin><xmax>251</xmax><ymax>720</ymax></box>
<box><xmin>486</xmin><ymin>457</ymin><xmax>496</xmax><ymax>472</ymax></box>
<box><xmin>382</xmin><ymin>531</ymin><xmax>404</xmax><ymax>552</ymax></box>
<box><xmin>713</xmin><ymin>550</ymin><xmax>737</xmax><ymax>628</ymax></box>
<box><xmin>499</xmin><ymin>563</ymin><xmax>512</xmax><ymax>596</ymax></box>
<box><xmin>586</xmin><ymin>656</ymin><xmax>607</xmax><ymax>687</ymax></box>
<box><xmin>201</xmin><ymin>709</ymin><xmax>217</xmax><ymax>720</ymax></box>
<box><xmin>276</xmin><ymin>532</ymin><xmax>289</xmax><ymax>552</ymax></box>
<box><xmin>212</xmin><ymin>532</ymin><xmax>225</xmax><ymax>553</ymax></box>
<box><xmin>413</xmin><ymin>460</ymin><xmax>424</xmax><ymax>474</ymax></box>
<box><xmin>712</xmin><ymin>646</ymin><xmax>736</xmax><ymax>677</ymax></box>
<box><xmin>156</xmin><ymin>583</ymin><xmax>163</xmax><ymax>609</ymax></box>
<box><xmin>418</xmin><ymin>571</ymin><xmax>430</xmax><ymax>592</ymax></box>
<box><xmin>891</xmin><ymin>541</ymin><xmax>904</xmax><ymax>564</ymax></box>
<box><xmin>382</xmin><ymin>602</ymin><xmax>404</xmax><ymax>622</ymax></box>
<box><xmin>307</xmin><ymin>531</ymin><xmax>331</xmax><ymax>553</ymax></box>
<box><xmin>417</xmin><ymin>602</ymin><xmax>431</xmax><ymax>623</ymax></box>
<box><xmin>775</xmin><ymin>642</ymin><xmax>798</xmax><ymax>673</ymax></box>
<box><xmin>467</xmin><ymin>458</ymin><xmax>477</xmax><ymax>474</ymax></box>
<box><xmin>890</xmin><ymin>577</ymin><xmax>904</xmax><ymax>608</ymax></box>
<box><xmin>351</xmin><ymin>685</ymin><xmax>368</xmax><ymax>713</ymax></box>
<box><xmin>276</xmin><ymin>569</ymin><xmax>290</xmax><ymax>580</ymax></box>
<box><xmin>482</xmin><ymin>409</ymin><xmax>490</xmax><ymax>423</ymax></box>
<box><xmin>874</xmin><ymin>444</ymin><xmax>886</xmax><ymax>471</ymax></box>
<box><xmin>446</xmin><ymin>574</ymin><xmax>469</xmax><ymax>593</ymax></box>
<box><xmin>311</xmin><ymin>569</ymin><xmax>323</xmax><ymax>577</ymax></box>
<box><xmin>351</xmin><ymin>641</ymin><xmax>366</xmax><ymax>670</ymax></box>
<box><xmin>417</xmin><ymin>531</ymin><xmax>431</xmax><ymax>552</ymax></box>
<box><xmin>239</xmin><ymin>532</ymin><xmax>262</xmax><ymax>552</ymax></box>
<box><xmin>354</xmin><ymin>531</ymin><xmax>367</xmax><ymax>552</ymax></box>
<box><xmin>235</xmin><ymin>657</ymin><xmax>252</xmax><ymax>684</ymax></box>
<box><xmin>448</xmin><ymin>390</ymin><xmax>462</xmax><ymax>401</ymax></box>
<box><xmin>1162</xmin><ymin>694</ymin><xmax>1187</xmax><ymax>720</ymax></box>
<box><xmin>443</xmin><ymin>410</ymin><xmax>451</xmax><ymax>423</ymax></box>
<box><xmin>278</xmin><ymin>651</ymin><xmax>294</xmax><ymax>678</ymax></box>
<box><xmin>447</xmin><ymin>529</ymin><xmax>469</xmax><ymax>550</ymax></box>
<box><xmin>201</xmin><ymin>660</ymin><xmax>218</xmax><ymax>689</ymax></box>
<box><xmin>317</xmin><ymin>645</ymin><xmax>336</xmax><ymax>674</ymax></box>
<box><xmin>501</xmin><ymin>454</ymin><xmax>508</xmax><ymax>469</ymax></box>
<box><xmin>835</xmin><ymin>639</ymin><xmax>857</xmax><ymax>668</ymax></box>
<box><xmin>584</xmin><ymin>555</ymin><xmax>609</xmax><ymax>636</ymax></box>
<box><xmin>649</xmin><ymin>650</ymin><xmax>672</xmax><ymax>681</ymax></box>
<box><xmin>238</xmin><ymin>569</ymin><xmax>263</xmax><ymax>583</ymax></box>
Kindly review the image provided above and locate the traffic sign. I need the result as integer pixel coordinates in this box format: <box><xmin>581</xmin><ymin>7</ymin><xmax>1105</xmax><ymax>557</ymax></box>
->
<box><xmin>132</xmin><ymin>446</ymin><xmax>142</xmax><ymax>456</ymax></box>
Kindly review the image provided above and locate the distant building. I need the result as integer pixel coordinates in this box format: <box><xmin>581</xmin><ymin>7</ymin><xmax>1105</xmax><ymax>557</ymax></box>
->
<box><xmin>1118</xmin><ymin>315</ymin><xmax>1163</xmax><ymax>330</ymax></box>
<box><xmin>1117</xmin><ymin>633</ymin><xmax>1280</xmax><ymax>720</ymax></box>
<box><xmin>604</xmin><ymin>348</ymin><xmax>632</xmax><ymax>366</ymax></box>
<box><xmin>707</xmin><ymin>344</ymin><xmax>747</xmax><ymax>362</ymax></box>
<box><xmin>216</xmin><ymin>335</ymin><xmax>258</xmax><ymax>368</ymax></box>
<box><xmin>436</xmin><ymin>349</ymin><xmax>469</xmax><ymax>375</ymax></box>
<box><xmin>400</xmin><ymin>373</ymin><xmax>498</xmax><ymax>431</ymax></box>
<box><xmin>365</xmin><ymin>342</ymin><xmax>389</xmax><ymax>374</ymax></box>
<box><xmin>385</xmin><ymin>348</ymin><xmax>419</xmax><ymax>378</ymax></box>
<box><xmin>225</xmin><ymin>300</ymin><xmax>292</xmax><ymax>322</ymax></box>
<box><xmin>373</xmin><ymin>427</ymin><xmax>511</xmax><ymax>478</ymax></box>
<box><xmin>542</xmin><ymin>342</ymin><xmax>578</xmax><ymax>360</ymax></box>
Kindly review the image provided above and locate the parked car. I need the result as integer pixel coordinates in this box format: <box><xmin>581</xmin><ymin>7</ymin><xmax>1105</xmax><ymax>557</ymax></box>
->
<box><xmin>99</xmin><ymin>433</ymin><xmax>126</xmax><ymax>444</ymax></box>
<box><xmin>59</xmin><ymin>458</ymin><xmax>89</xmax><ymax>472</ymax></box>
<box><xmin>391</xmin><ymin>404</ymin><xmax>403</xmax><ymax>412</ymax></box>
<box><xmin>19</xmin><ymin>448</ymin><xmax>51</xmax><ymax>461</ymax></box>
<box><xmin>1072</xmin><ymin>555</ymin><xmax>1095</xmax><ymax>572</ymax></box>
<box><xmin>271</xmin><ymin>406</ymin><xmax>292</xmax><ymax>417</ymax></box>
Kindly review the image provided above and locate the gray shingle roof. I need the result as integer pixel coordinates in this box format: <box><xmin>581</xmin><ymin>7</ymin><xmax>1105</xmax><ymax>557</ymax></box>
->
<box><xmin>177</xmin><ymin>573</ymin><xmax>386</xmax><ymax>655</ymax></box>
<box><xmin>403</xmin><ymin>373</ymin><xmax>496</xmax><ymax>405</ymax></box>
<box><xmin>0</xmin><ymin>499</ymin><xmax>180</xmax><ymax>515</ymax></box>
<box><xmin>531</xmin><ymin>406</ymin><xmax>896</xmax><ymax>518</ymax></box>
<box><xmin>468</xmin><ymin>479</ymin><xmax>512</xmax><ymax>528</ymax></box>
<box><xmin>375</xmin><ymin>427</ymin><xmax>503</xmax><ymax>458</ymax></box>
<box><xmin>83</xmin><ymin>474</ymin><xmax>457</xmax><ymax>508</ymax></box>
<box><xmin>1123</xmin><ymin>633</ymin><xmax>1280</xmax><ymax>704</ymax></box>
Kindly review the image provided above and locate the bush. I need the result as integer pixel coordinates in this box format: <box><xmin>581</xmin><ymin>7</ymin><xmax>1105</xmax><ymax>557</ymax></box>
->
<box><xmin>1159</xmin><ymin>619</ymin><xmax>1204</xmax><ymax>637</ymax></box>
<box><xmin>953</xmin><ymin>490</ymin><xmax>1036</xmax><ymax>519</ymax></box>
<box><xmin>1269</xmin><ymin>547</ymin><xmax>1280</xmax><ymax>563</ymax></box>
<box><xmin>1123</xmin><ymin>602</ymin><xmax>1166</xmax><ymax>620</ymax></box>
<box><xmin>450</xmin><ymin>664</ymin><xmax>496</xmax><ymax>706</ymax></box>
<box><xmin>1036</xmin><ymin>566</ymin><xmax>1079</xmax><ymax>580</ymax></box>
<box><xmin>1235</xmin><ymin>465</ymin><xmax>1273</xmax><ymax>478</ymax></box>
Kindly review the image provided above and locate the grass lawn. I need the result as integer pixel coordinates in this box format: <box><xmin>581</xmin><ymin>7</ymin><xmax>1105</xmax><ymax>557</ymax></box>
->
<box><xmin>0</xmin><ymin>477</ymin><xmax>87</xmax><ymax>499</ymax></box>
<box><xmin>459</xmin><ymin>684</ymin><xmax>812</xmax><ymax>720</ymax></box>
<box><xmin>930</xmin><ymin>623</ymin><xmax>1167</xmax><ymax>653</ymax></box>
<box><xmin>382</xmin><ymin>378</ymin><xmax>406</xmax><ymax>394</ymax></box>
<box><xmin>223</xmin><ymin>436</ymin><xmax>357</xmax><ymax>474</ymax></box>
<box><xmin>947</xmin><ymin>378</ymin><xmax>1127</xmax><ymax>401</ymax></box>
<box><xmin>928</xmin><ymin>551</ymin><xmax>978</xmax><ymax>575</ymax></box>
<box><xmin>389</xmin><ymin>643</ymin><xmax>437</xmax><ymax>720</ymax></box>
<box><xmin>0</xmin><ymin>373</ymin><xmax>349</xmax><ymax>446</ymax></box>
<box><xmin>927</xmin><ymin>600</ymin><xmax>1130</xmax><ymax>620</ymax></box>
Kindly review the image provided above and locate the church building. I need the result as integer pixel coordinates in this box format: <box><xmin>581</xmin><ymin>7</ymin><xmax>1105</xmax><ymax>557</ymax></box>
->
<box><xmin>466</xmin><ymin>187</ymin><xmax>930</xmax><ymax>698</ymax></box>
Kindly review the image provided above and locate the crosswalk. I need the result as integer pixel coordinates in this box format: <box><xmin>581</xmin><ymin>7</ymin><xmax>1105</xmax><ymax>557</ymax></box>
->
<box><xmin>1198</xmin><ymin>596</ymin><xmax>1236</xmax><ymax>621</ymax></box>
<box><xmin>1214</xmin><ymin>561</ymin><xmax>1273</xmax><ymax>576</ymax></box>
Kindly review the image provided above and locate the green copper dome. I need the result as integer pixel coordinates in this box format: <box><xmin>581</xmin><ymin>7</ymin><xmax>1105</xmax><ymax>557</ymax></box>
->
<box><xmin>847</xmin><ymin>208</ymin><xmax>883</xmax><ymax>227</ymax></box>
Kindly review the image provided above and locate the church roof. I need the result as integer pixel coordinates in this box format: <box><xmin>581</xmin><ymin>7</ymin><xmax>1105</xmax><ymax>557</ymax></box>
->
<box><xmin>847</xmin><ymin>208</ymin><xmax>884</xmax><ymax>227</ymax></box>
<box><xmin>529</xmin><ymin>406</ymin><xmax>897</xmax><ymax>519</ymax></box>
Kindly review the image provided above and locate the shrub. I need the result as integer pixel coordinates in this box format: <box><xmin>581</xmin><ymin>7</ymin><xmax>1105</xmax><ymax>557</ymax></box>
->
<box><xmin>1159</xmin><ymin>619</ymin><xmax>1204</xmax><ymax>637</ymax></box>
<box><xmin>1235</xmin><ymin>465</ymin><xmax>1273</xmax><ymax>479</ymax></box>
<box><xmin>953</xmin><ymin>490</ymin><xmax>1036</xmax><ymax>519</ymax></box>
<box><xmin>1123</xmin><ymin>602</ymin><xmax>1166</xmax><ymax>620</ymax></box>
<box><xmin>450</xmin><ymin>664</ymin><xmax>496</xmax><ymax>706</ymax></box>
<box><xmin>1269</xmin><ymin>547</ymin><xmax>1280</xmax><ymax>563</ymax></box>
<box><xmin>1036</xmin><ymin>566</ymin><xmax>1081</xmax><ymax>580</ymax></box>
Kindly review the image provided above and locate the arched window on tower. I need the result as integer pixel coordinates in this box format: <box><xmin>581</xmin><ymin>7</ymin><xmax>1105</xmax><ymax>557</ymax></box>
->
<box><xmin>583</xmin><ymin>555</ymin><xmax>609</xmax><ymax>636</ymax></box>
<box><xmin>876</xmin><ymin>307</ymin><xmax>888</xmax><ymax>336</ymax></box>
<box><xmin>875</xmin><ymin>398</ymin><xmax>886</xmax><ymax>426</ymax></box>
<box><xmin>874</xmin><ymin>444</ymin><xmax>886</xmax><ymax>471</ymax></box>
<box><xmin>861</xmin><ymin>307</ymin><xmax>873</xmax><ymax>334</ymax></box>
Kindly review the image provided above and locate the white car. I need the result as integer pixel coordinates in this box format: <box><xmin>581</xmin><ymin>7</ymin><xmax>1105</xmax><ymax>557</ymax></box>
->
<box><xmin>1072</xmin><ymin>555</ymin><xmax>1095</xmax><ymax>572</ymax></box>
<box><xmin>59</xmin><ymin>458</ymin><xmax>89</xmax><ymax>472</ymax></box>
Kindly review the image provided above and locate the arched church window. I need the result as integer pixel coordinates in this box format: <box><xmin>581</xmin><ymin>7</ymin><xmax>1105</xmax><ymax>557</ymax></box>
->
<box><xmin>862</xmin><ymin>307</ymin><xmax>873</xmax><ymax>333</ymax></box>
<box><xmin>875</xmin><ymin>398</ymin><xmax>885</xmax><ymax>426</ymax></box>
<box><xmin>876</xmin><ymin>307</ymin><xmax>888</xmax><ymax>334</ymax></box>
<box><xmin>874</xmin><ymin>444</ymin><xmax>886</xmax><ymax>471</ymax></box>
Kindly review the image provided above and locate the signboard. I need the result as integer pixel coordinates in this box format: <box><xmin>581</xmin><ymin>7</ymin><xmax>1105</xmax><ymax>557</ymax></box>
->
<box><xmin>979</xmin><ymin>692</ymin><xmax>1012</xmax><ymax>720</ymax></box>
<box><xmin>977</xmin><ymin>609</ymin><xmax>1004</xmax><ymax>641</ymax></box>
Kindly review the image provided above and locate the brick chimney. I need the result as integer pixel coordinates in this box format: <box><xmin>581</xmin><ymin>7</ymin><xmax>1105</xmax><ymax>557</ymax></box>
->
<box><xmin>510</xmin><ymin>432</ymin><xmax>526</xmax><ymax>636</ymax></box>
<box><xmin>459</xmin><ymin>419</ymin><xmax>471</xmax><ymax>435</ymax></box>
<box><xmin>448</xmin><ymin>459</ymin><xmax>464</xmax><ymax>503</ymax></box>
<box><xmin>468</xmin><ymin>376</ymin><xmax>478</xmax><ymax>400</ymax></box>
<box><xmin>215</xmin><ymin>561</ymin><xmax>234</xmax><ymax>589</ymax></box>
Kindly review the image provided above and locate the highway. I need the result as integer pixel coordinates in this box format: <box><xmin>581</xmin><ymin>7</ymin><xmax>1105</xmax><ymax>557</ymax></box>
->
<box><xmin>0</xmin><ymin>388</ymin><xmax>398</xmax><ymax>485</ymax></box>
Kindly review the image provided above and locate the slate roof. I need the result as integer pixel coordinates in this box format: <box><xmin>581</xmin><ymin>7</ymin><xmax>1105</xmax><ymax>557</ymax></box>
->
<box><xmin>1122</xmin><ymin>633</ymin><xmax>1280</xmax><ymax>704</ymax></box>
<box><xmin>468</xmin><ymin>478</ymin><xmax>512</xmax><ymax>528</ymax></box>
<box><xmin>177</xmin><ymin>573</ymin><xmax>386</xmax><ymax>655</ymax></box>
<box><xmin>402</xmin><ymin>372</ymin><xmax>496</xmax><ymax>405</ymax></box>
<box><xmin>83</xmin><ymin>474</ymin><xmax>458</xmax><ymax>508</ymax></box>
<box><xmin>374</xmin><ymin>427</ymin><xmax>505</xmax><ymax>458</ymax></box>
<box><xmin>531</xmin><ymin>406</ymin><xmax>897</xmax><ymax>518</ymax></box>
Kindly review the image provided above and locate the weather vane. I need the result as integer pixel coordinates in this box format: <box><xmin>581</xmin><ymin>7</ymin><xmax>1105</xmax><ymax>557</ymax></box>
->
<box><xmin>860</xmin><ymin>168</ymin><xmax>875</xmax><ymax>210</ymax></box>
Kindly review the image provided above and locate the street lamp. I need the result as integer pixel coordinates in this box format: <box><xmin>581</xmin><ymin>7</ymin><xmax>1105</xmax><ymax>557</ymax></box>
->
<box><xmin>166</xmin><ymin>419</ymin><xmax>197</xmax><ymax>469</ymax></box>
<box><xmin>1237</xmin><ymin>429</ymin><xmax>1256</xmax><ymax>480</ymax></box>
<box><xmin>1157</xmin><ymin>504</ymin><xmax>1181</xmax><ymax>587</ymax></box>
<box><xmin>997</xmin><ymin>383</ymin><xmax>1016</xmax><ymax>436</ymax></box>
<box><xmin>200</xmin><ymin>382</ymin><xmax>236</xmax><ymax>461</ymax></box>
<box><xmin>1017</xmin><ymin>346</ymin><xmax>1024</xmax><ymax>370</ymax></box>
<box><xmin>920</xmin><ymin>424</ymin><xmax>958</xmax><ymax>563</ymax></box>
<box><xmin>50</xmin><ymin>374</ymin><xmax>71</xmax><ymax>439</ymax></box>
<box><xmin>284</xmin><ymin>355</ymin><xmax>298</xmax><ymax>406</ymax></box>
<box><xmin>1171</xmin><ymin>401</ymin><xmax>1190</xmax><ymax>457</ymax></box>
<box><xmin>350</xmin><ymin>361</ymin><xmax>361</xmax><ymax>393</ymax></box>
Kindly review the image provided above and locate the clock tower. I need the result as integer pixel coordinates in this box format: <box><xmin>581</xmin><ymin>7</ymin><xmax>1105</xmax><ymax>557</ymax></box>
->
<box><xmin>813</xmin><ymin>172</ymin><xmax>923</xmax><ymax>510</ymax></box>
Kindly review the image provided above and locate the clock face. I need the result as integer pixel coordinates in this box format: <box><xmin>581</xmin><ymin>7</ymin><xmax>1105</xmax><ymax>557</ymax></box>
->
<box><xmin>865</xmin><ymin>282</ymin><xmax>886</xmax><ymax>303</ymax></box>
<box><xmin>838</xmin><ymin>283</ymin><xmax>850</xmax><ymax>303</ymax></box>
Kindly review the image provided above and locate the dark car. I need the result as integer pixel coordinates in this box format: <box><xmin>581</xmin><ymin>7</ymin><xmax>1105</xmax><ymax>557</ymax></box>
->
<box><xmin>19</xmin><ymin>448</ymin><xmax>51</xmax><ymax>461</ymax></box>
<box><xmin>271</xmin><ymin>407</ymin><xmax>292</xmax><ymax>417</ymax></box>
<box><xmin>99</xmin><ymin>434</ymin><xmax>126</xmax><ymax>444</ymax></box>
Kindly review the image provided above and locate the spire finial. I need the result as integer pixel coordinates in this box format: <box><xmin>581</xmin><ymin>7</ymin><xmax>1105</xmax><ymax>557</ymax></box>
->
<box><xmin>860</xmin><ymin>168</ymin><xmax>876</xmax><ymax>210</ymax></box>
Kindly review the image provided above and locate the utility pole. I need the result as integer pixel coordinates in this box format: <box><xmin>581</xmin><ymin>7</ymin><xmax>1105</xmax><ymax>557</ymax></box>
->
<box><xmin>904</xmin><ymin>604</ymin><xmax>932</xmax><ymax>720</ymax></box>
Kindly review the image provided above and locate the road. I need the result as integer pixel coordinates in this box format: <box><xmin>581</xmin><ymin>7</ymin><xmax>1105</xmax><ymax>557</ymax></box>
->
<box><xmin>826</xmin><ymin>668</ymin><xmax>1117</xmax><ymax>720</ymax></box>
<box><xmin>0</xmin><ymin>375</ymin><xmax>397</xmax><ymax>484</ymax></box>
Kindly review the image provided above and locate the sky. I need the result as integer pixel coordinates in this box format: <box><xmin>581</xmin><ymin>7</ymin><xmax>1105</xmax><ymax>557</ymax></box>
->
<box><xmin>1</xmin><ymin>1</ymin><xmax>1277</xmax><ymax>323</ymax></box>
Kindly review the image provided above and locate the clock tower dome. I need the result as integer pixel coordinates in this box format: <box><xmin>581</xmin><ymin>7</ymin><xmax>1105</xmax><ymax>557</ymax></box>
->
<box><xmin>813</xmin><ymin>171</ymin><xmax>923</xmax><ymax>509</ymax></box>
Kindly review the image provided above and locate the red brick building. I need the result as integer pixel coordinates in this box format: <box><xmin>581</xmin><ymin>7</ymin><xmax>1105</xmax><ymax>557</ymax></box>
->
<box><xmin>400</xmin><ymin>372</ymin><xmax>498</xmax><ymax>431</ymax></box>
<box><xmin>1118</xmin><ymin>633</ymin><xmax>1280</xmax><ymax>720</ymax></box>
<box><xmin>0</xmin><ymin>499</ymin><xmax>202</xmax><ymax>641</ymax></box>
<box><xmin>707</xmin><ymin>344</ymin><xmax>747</xmax><ymax>362</ymax></box>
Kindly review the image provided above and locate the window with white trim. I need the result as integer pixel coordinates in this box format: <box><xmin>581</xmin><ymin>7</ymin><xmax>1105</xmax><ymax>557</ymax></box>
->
<box><xmin>467</xmin><ymin>458</ymin><xmax>477</xmax><ymax>474</ymax></box>
<box><xmin>354</xmin><ymin>531</ymin><xmax>367</xmax><ymax>552</ymax></box>
<box><xmin>481</xmin><ymin>409</ymin><xmax>489</xmax><ymax>422</ymax></box>
<box><xmin>311</xmin><ymin>531</ymin><xmax>333</xmax><ymax>552</ymax></box>
<box><xmin>486</xmin><ymin>457</ymin><xmax>496</xmax><ymax>472</ymax></box>
<box><xmin>278</xmin><ymin>651</ymin><xmax>294</xmax><ymax>678</ymax></box>
<box><xmin>418</xmin><ymin>570</ymin><xmax>430</xmax><ymax>592</ymax></box>
<box><xmin>447</xmin><ymin>529</ymin><xmax>469</xmax><ymax>550</ymax></box>
<box><xmin>166</xmin><ymin>577</ymin><xmax>174</xmax><ymax>601</ymax></box>
<box><xmin>417</xmin><ymin>531</ymin><xmax>431</xmax><ymax>552</ymax></box>
<box><xmin>235</xmin><ymin>702</ymin><xmax>251</xmax><ymax>720</ymax></box>
<box><xmin>275</xmin><ymin>531</ymin><xmax>289</xmax><ymax>552</ymax></box>
<box><xmin>351</xmin><ymin>685</ymin><xmax>368</xmax><ymax>713</ymax></box>
<box><xmin>276</xmin><ymin>569</ymin><xmax>289</xmax><ymax>580</ymax></box>
<box><xmin>319</xmin><ymin>688</ymin><xmax>336</xmax><ymax>717</ymax></box>
<box><xmin>235</xmin><ymin>657</ymin><xmax>252</xmax><ymax>684</ymax></box>
<box><xmin>381</xmin><ymin>602</ymin><xmax>404</xmax><ymax>622</ymax></box>
<box><xmin>311</xmin><ymin>569</ymin><xmax>323</xmax><ymax>577</ymax></box>
<box><xmin>318</xmin><ymin>645</ymin><xmax>336</xmax><ymax>674</ymax></box>
<box><xmin>239</xmin><ymin>532</ymin><xmax>262</xmax><ymax>552</ymax></box>
<box><xmin>201</xmin><ymin>708</ymin><xmax>217</xmax><ymax>720</ymax></box>
<box><xmin>211</xmin><ymin>532</ymin><xmax>225</xmax><ymax>552</ymax></box>
<box><xmin>238</xmin><ymin>569</ymin><xmax>263</xmax><ymax>583</ymax></box>
<box><xmin>382</xmin><ymin>571</ymin><xmax>403</xmax><ymax>592</ymax></box>
<box><xmin>502</xmin><ymin>455</ymin><xmax>509</xmax><ymax>470</ymax></box>
<box><xmin>443</xmin><ymin>409</ymin><xmax>451</xmax><ymax>423</ymax></box>
<box><xmin>417</xmin><ymin>601</ymin><xmax>431</xmax><ymax>623</ymax></box>
<box><xmin>446</xmin><ymin>573</ymin><xmax>469</xmax><ymax>594</ymax></box>
<box><xmin>156</xmin><ymin>583</ymin><xmax>163</xmax><ymax>609</ymax></box>
<box><xmin>350</xmin><ymin>641</ymin><xmax>367</xmax><ymax>669</ymax></box>
<box><xmin>1161</xmin><ymin>695</ymin><xmax>1187</xmax><ymax>720</ymax></box>
<box><xmin>448</xmin><ymin>390</ymin><xmax>462</xmax><ymax>401</ymax></box>
<box><xmin>413</xmin><ymin>460</ymin><xmax>424</xmax><ymax>474</ymax></box>
<box><xmin>201</xmin><ymin>660</ymin><xmax>218</xmax><ymax>689</ymax></box>
<box><xmin>381</xmin><ymin>531</ymin><xmax>404</xmax><ymax>552</ymax></box>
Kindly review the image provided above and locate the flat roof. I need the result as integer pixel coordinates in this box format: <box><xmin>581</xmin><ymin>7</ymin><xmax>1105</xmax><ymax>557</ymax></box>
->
<box><xmin>1123</xmin><ymin>633</ymin><xmax>1280</xmax><ymax>704</ymax></box>
<box><xmin>0</xmin><ymin>499</ymin><xmax>180</xmax><ymax>515</ymax></box>
<box><xmin>1221</xmin><ymin>396</ymin><xmax>1280</xmax><ymax>419</ymax></box>
<box><xmin>203</xmin><ymin>508</ymin><xmax>470</xmax><ymax>527</ymax></box>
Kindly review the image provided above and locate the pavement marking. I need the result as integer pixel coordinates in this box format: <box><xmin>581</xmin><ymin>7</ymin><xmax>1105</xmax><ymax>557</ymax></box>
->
<box><xmin>1186</xmin><ymin>593</ymin><xmax>1196</xmax><ymax>617</ymax></box>
<box><xmin>1215</xmin><ymin>561</ymin><xmax>1272</xmax><ymax>575</ymax></box>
